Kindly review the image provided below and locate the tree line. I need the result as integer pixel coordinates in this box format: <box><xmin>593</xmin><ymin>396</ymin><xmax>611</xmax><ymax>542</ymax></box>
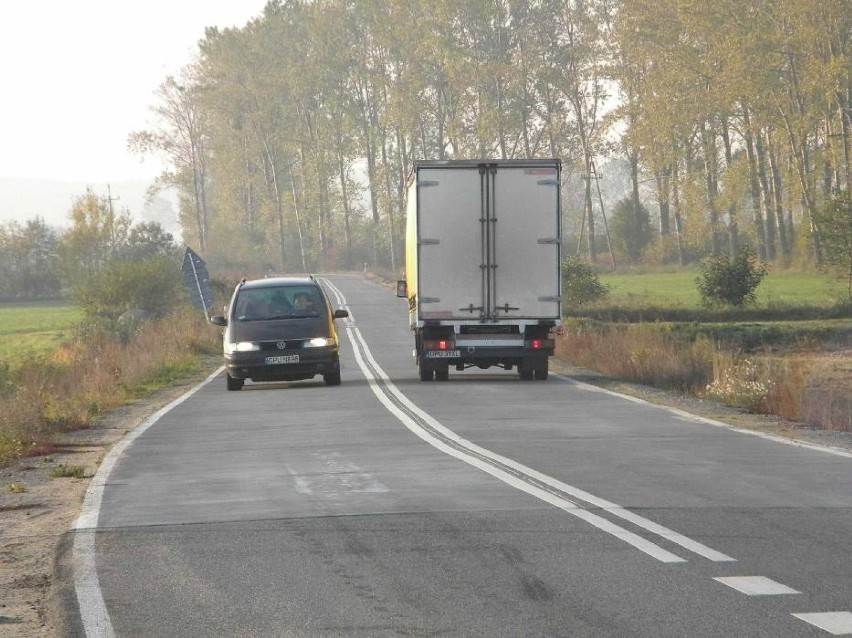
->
<box><xmin>123</xmin><ymin>0</ymin><xmax>847</xmax><ymax>276</ymax></box>
<box><xmin>0</xmin><ymin>191</ymin><xmax>180</xmax><ymax>308</ymax></box>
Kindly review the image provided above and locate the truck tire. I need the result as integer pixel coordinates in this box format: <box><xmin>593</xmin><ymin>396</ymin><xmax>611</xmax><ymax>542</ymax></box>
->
<box><xmin>534</xmin><ymin>360</ymin><xmax>549</xmax><ymax>380</ymax></box>
<box><xmin>518</xmin><ymin>362</ymin><xmax>534</xmax><ymax>380</ymax></box>
<box><xmin>418</xmin><ymin>359</ymin><xmax>434</xmax><ymax>381</ymax></box>
<box><xmin>435</xmin><ymin>364</ymin><xmax>449</xmax><ymax>381</ymax></box>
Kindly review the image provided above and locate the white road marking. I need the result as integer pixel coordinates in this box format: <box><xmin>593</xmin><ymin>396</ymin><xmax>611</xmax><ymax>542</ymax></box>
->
<box><xmin>322</xmin><ymin>276</ymin><xmax>737</xmax><ymax>564</ymax></box>
<box><xmin>72</xmin><ymin>367</ymin><xmax>223</xmax><ymax>638</ymax></box>
<box><xmin>344</xmin><ymin>325</ymin><xmax>684</xmax><ymax>562</ymax></box>
<box><xmin>713</xmin><ymin>576</ymin><xmax>800</xmax><ymax>596</ymax></box>
<box><xmin>792</xmin><ymin>612</ymin><xmax>852</xmax><ymax>635</ymax></box>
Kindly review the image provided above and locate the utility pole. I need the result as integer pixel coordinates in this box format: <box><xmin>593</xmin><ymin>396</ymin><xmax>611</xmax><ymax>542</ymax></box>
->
<box><xmin>102</xmin><ymin>185</ymin><xmax>121</xmax><ymax>256</ymax></box>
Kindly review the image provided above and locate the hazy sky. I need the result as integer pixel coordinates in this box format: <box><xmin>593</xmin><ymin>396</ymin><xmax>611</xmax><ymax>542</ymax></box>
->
<box><xmin>0</xmin><ymin>1</ymin><xmax>268</xmax><ymax>183</ymax></box>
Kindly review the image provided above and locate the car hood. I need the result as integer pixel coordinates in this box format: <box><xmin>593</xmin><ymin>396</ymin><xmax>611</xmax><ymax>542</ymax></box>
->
<box><xmin>230</xmin><ymin>316</ymin><xmax>331</xmax><ymax>342</ymax></box>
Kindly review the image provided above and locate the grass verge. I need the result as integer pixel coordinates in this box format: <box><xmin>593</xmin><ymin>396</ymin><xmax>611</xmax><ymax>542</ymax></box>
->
<box><xmin>0</xmin><ymin>305</ymin><xmax>220</xmax><ymax>466</ymax></box>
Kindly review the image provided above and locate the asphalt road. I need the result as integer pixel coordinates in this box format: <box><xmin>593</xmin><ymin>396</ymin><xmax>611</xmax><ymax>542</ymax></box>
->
<box><xmin>66</xmin><ymin>274</ymin><xmax>852</xmax><ymax>637</ymax></box>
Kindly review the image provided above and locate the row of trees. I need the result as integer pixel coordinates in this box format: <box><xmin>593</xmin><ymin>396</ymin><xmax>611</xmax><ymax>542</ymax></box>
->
<box><xmin>0</xmin><ymin>191</ymin><xmax>180</xmax><ymax>308</ymax></box>
<box><xmin>131</xmin><ymin>0</ymin><xmax>850</xmax><ymax>274</ymax></box>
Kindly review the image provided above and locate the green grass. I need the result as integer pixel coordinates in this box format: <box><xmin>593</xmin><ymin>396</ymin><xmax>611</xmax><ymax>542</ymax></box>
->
<box><xmin>0</xmin><ymin>301</ymin><xmax>81</xmax><ymax>361</ymax></box>
<box><xmin>599</xmin><ymin>270</ymin><xmax>848</xmax><ymax>309</ymax></box>
<box><xmin>49</xmin><ymin>463</ymin><xmax>88</xmax><ymax>478</ymax></box>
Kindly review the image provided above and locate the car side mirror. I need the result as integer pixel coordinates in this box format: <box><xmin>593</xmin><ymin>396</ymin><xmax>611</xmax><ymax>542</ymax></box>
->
<box><xmin>396</xmin><ymin>280</ymin><xmax>407</xmax><ymax>297</ymax></box>
<box><xmin>333</xmin><ymin>309</ymin><xmax>349</xmax><ymax>319</ymax></box>
<box><xmin>209</xmin><ymin>315</ymin><xmax>227</xmax><ymax>327</ymax></box>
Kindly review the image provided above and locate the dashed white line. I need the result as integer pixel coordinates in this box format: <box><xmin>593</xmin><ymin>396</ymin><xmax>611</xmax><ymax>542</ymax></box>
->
<box><xmin>793</xmin><ymin>612</ymin><xmax>852</xmax><ymax>635</ymax></box>
<box><xmin>713</xmin><ymin>576</ymin><xmax>799</xmax><ymax>596</ymax></box>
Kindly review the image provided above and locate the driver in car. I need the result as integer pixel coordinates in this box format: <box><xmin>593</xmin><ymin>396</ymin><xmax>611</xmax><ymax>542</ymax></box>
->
<box><xmin>293</xmin><ymin>291</ymin><xmax>317</xmax><ymax>312</ymax></box>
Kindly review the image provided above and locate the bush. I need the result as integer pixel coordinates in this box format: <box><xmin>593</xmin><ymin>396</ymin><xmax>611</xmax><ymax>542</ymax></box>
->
<box><xmin>562</xmin><ymin>257</ymin><xmax>609</xmax><ymax>307</ymax></box>
<box><xmin>72</xmin><ymin>255</ymin><xmax>183</xmax><ymax>318</ymax></box>
<box><xmin>695</xmin><ymin>248</ymin><xmax>767</xmax><ymax>307</ymax></box>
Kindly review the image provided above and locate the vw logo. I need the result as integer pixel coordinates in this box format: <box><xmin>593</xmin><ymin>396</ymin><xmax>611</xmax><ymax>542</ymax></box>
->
<box><xmin>276</xmin><ymin>341</ymin><xmax>287</xmax><ymax>349</ymax></box>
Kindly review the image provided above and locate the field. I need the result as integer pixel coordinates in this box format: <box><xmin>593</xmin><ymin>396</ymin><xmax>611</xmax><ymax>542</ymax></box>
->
<box><xmin>599</xmin><ymin>269</ymin><xmax>849</xmax><ymax>309</ymax></box>
<box><xmin>0</xmin><ymin>301</ymin><xmax>82</xmax><ymax>363</ymax></box>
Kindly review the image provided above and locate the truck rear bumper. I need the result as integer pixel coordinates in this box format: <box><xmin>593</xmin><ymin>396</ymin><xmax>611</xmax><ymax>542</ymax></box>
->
<box><xmin>421</xmin><ymin>345</ymin><xmax>553</xmax><ymax>363</ymax></box>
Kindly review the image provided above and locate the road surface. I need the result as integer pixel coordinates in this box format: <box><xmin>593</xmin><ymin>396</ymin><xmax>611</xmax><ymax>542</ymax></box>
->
<box><xmin>65</xmin><ymin>274</ymin><xmax>852</xmax><ymax>637</ymax></box>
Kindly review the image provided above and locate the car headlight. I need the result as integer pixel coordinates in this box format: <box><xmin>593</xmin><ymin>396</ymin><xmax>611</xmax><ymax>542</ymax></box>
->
<box><xmin>225</xmin><ymin>341</ymin><xmax>260</xmax><ymax>354</ymax></box>
<box><xmin>305</xmin><ymin>337</ymin><xmax>335</xmax><ymax>348</ymax></box>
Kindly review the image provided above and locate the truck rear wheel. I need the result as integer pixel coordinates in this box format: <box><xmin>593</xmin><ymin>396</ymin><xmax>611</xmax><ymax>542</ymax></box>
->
<box><xmin>435</xmin><ymin>364</ymin><xmax>449</xmax><ymax>381</ymax></box>
<box><xmin>534</xmin><ymin>360</ymin><xmax>549</xmax><ymax>380</ymax></box>
<box><xmin>418</xmin><ymin>359</ymin><xmax>434</xmax><ymax>381</ymax></box>
<box><xmin>518</xmin><ymin>363</ymin><xmax>534</xmax><ymax>381</ymax></box>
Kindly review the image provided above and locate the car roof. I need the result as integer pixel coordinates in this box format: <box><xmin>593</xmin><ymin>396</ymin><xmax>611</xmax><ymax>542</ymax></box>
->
<box><xmin>238</xmin><ymin>276</ymin><xmax>318</xmax><ymax>290</ymax></box>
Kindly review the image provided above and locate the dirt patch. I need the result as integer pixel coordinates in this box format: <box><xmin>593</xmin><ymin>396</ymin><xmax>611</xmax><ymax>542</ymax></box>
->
<box><xmin>1</xmin><ymin>357</ymin><xmax>850</xmax><ymax>637</ymax></box>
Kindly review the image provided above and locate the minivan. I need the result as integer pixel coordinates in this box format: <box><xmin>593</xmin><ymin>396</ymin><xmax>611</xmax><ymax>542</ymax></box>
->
<box><xmin>209</xmin><ymin>276</ymin><xmax>349</xmax><ymax>390</ymax></box>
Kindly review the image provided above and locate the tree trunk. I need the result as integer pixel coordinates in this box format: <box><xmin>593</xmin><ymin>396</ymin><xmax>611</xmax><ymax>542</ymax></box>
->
<box><xmin>765</xmin><ymin>134</ymin><xmax>790</xmax><ymax>256</ymax></box>
<box><xmin>742</xmin><ymin>104</ymin><xmax>768</xmax><ymax>260</ymax></box>
<box><xmin>701</xmin><ymin>121</ymin><xmax>722</xmax><ymax>256</ymax></box>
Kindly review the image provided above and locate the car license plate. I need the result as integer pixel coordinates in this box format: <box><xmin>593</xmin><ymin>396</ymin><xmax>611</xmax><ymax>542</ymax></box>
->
<box><xmin>425</xmin><ymin>350</ymin><xmax>460</xmax><ymax>358</ymax></box>
<box><xmin>265</xmin><ymin>354</ymin><xmax>299</xmax><ymax>364</ymax></box>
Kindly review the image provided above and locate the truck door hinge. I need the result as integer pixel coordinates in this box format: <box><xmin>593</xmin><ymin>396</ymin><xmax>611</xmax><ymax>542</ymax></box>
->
<box><xmin>496</xmin><ymin>303</ymin><xmax>519</xmax><ymax>313</ymax></box>
<box><xmin>459</xmin><ymin>304</ymin><xmax>484</xmax><ymax>314</ymax></box>
<box><xmin>537</xmin><ymin>238</ymin><xmax>560</xmax><ymax>244</ymax></box>
<box><xmin>419</xmin><ymin>238</ymin><xmax>440</xmax><ymax>245</ymax></box>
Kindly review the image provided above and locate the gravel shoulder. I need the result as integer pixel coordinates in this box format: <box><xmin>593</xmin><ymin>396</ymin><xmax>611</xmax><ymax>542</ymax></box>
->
<box><xmin>1</xmin><ymin>358</ymin><xmax>849</xmax><ymax>637</ymax></box>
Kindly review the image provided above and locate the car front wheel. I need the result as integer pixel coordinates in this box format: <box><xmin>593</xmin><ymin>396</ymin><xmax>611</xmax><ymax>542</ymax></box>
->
<box><xmin>324</xmin><ymin>369</ymin><xmax>342</xmax><ymax>386</ymax></box>
<box><xmin>226</xmin><ymin>373</ymin><xmax>244</xmax><ymax>391</ymax></box>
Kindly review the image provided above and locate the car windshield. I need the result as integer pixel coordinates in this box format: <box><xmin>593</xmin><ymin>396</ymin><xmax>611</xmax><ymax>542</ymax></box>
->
<box><xmin>234</xmin><ymin>286</ymin><xmax>321</xmax><ymax>321</ymax></box>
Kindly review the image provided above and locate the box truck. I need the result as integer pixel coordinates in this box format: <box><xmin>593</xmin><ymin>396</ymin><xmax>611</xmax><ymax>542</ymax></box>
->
<box><xmin>396</xmin><ymin>159</ymin><xmax>562</xmax><ymax>381</ymax></box>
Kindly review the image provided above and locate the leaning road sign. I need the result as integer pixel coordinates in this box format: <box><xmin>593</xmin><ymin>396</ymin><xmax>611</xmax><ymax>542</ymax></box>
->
<box><xmin>181</xmin><ymin>247</ymin><xmax>213</xmax><ymax>320</ymax></box>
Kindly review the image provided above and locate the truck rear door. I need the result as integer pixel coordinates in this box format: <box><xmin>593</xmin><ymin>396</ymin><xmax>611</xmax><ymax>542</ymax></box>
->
<box><xmin>492</xmin><ymin>164</ymin><xmax>562</xmax><ymax>319</ymax></box>
<box><xmin>416</xmin><ymin>165</ymin><xmax>485</xmax><ymax>320</ymax></box>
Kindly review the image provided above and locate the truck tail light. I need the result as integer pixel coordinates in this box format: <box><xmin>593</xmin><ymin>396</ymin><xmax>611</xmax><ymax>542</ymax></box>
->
<box><xmin>424</xmin><ymin>339</ymin><xmax>454</xmax><ymax>350</ymax></box>
<box><xmin>531</xmin><ymin>339</ymin><xmax>542</xmax><ymax>349</ymax></box>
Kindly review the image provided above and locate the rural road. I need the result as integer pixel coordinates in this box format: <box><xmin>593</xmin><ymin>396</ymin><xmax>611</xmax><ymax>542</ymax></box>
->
<box><xmin>62</xmin><ymin>274</ymin><xmax>852</xmax><ymax>636</ymax></box>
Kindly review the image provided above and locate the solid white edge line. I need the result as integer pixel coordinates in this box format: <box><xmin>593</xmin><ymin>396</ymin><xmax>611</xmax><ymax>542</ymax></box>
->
<box><xmin>346</xmin><ymin>324</ymin><xmax>686</xmax><ymax>564</ymax></box>
<box><xmin>72</xmin><ymin>366</ymin><xmax>224</xmax><ymax>638</ymax></box>
<box><xmin>563</xmin><ymin>375</ymin><xmax>852</xmax><ymax>460</ymax></box>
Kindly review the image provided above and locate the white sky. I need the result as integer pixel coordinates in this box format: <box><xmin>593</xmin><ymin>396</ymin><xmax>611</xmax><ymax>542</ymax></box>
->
<box><xmin>0</xmin><ymin>1</ymin><xmax>268</xmax><ymax>183</ymax></box>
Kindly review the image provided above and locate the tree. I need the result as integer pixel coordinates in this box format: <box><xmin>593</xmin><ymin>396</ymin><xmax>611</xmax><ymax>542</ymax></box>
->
<box><xmin>0</xmin><ymin>218</ymin><xmax>61</xmax><ymax>299</ymax></box>
<box><xmin>814</xmin><ymin>191</ymin><xmax>852</xmax><ymax>299</ymax></box>
<box><xmin>60</xmin><ymin>190</ymin><xmax>132</xmax><ymax>286</ymax></box>
<box><xmin>129</xmin><ymin>74</ymin><xmax>211</xmax><ymax>252</ymax></box>
<box><xmin>122</xmin><ymin>222</ymin><xmax>179</xmax><ymax>261</ymax></box>
<box><xmin>610</xmin><ymin>197</ymin><xmax>653</xmax><ymax>263</ymax></box>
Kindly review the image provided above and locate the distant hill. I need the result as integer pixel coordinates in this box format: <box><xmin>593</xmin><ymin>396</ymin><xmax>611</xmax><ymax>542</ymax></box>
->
<box><xmin>0</xmin><ymin>177</ymin><xmax>180</xmax><ymax>237</ymax></box>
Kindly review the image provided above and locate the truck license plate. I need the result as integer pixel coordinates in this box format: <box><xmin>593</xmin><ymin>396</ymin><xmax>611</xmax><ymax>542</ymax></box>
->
<box><xmin>425</xmin><ymin>350</ymin><xmax>460</xmax><ymax>358</ymax></box>
<box><xmin>265</xmin><ymin>354</ymin><xmax>299</xmax><ymax>364</ymax></box>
